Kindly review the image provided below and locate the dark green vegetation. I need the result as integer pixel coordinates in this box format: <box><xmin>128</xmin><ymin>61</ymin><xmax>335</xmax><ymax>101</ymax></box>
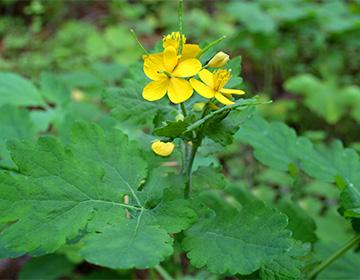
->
<box><xmin>1</xmin><ymin>0</ymin><xmax>360</xmax><ymax>279</ymax></box>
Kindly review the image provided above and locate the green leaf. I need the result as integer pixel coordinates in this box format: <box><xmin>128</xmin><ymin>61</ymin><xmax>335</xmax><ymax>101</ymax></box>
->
<box><xmin>103</xmin><ymin>87</ymin><xmax>175</xmax><ymax>127</ymax></box>
<box><xmin>236</xmin><ymin>113</ymin><xmax>313</xmax><ymax>171</ymax></box>
<box><xmin>0</xmin><ymin>105</ymin><xmax>37</xmax><ymax>168</ymax></box>
<box><xmin>153</xmin><ymin>120</ymin><xmax>189</xmax><ymax>138</ymax></box>
<box><xmin>39</xmin><ymin>72</ymin><xmax>70</xmax><ymax>106</ymax></box>
<box><xmin>70</xmin><ymin>121</ymin><xmax>147</xmax><ymax>195</ymax></box>
<box><xmin>192</xmin><ymin>165</ymin><xmax>226</xmax><ymax>192</ymax></box>
<box><xmin>0</xmin><ymin>72</ymin><xmax>45</xmax><ymax>106</ymax></box>
<box><xmin>80</xmin><ymin>222</ymin><xmax>173</xmax><ymax>269</ymax></box>
<box><xmin>300</xmin><ymin>141</ymin><xmax>360</xmax><ymax>218</ymax></box>
<box><xmin>183</xmin><ymin>188</ymin><xmax>292</xmax><ymax>275</ymax></box>
<box><xmin>260</xmin><ymin>241</ymin><xmax>310</xmax><ymax>280</ymax></box>
<box><xmin>0</xmin><ymin>122</ymin><xmax>196</xmax><ymax>269</ymax></box>
<box><xmin>284</xmin><ymin>74</ymin><xmax>360</xmax><ymax>124</ymax></box>
<box><xmin>19</xmin><ymin>255</ymin><xmax>75</xmax><ymax>280</ymax></box>
<box><xmin>278</xmin><ymin>198</ymin><xmax>317</xmax><ymax>243</ymax></box>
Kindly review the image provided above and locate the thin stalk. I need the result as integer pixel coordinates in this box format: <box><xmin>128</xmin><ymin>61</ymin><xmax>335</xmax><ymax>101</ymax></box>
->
<box><xmin>184</xmin><ymin>142</ymin><xmax>199</xmax><ymax>199</ymax></box>
<box><xmin>154</xmin><ymin>264</ymin><xmax>175</xmax><ymax>280</ymax></box>
<box><xmin>309</xmin><ymin>234</ymin><xmax>360</xmax><ymax>279</ymax></box>
<box><xmin>197</xmin><ymin>35</ymin><xmax>226</xmax><ymax>58</ymax></box>
<box><xmin>130</xmin><ymin>29</ymin><xmax>149</xmax><ymax>55</ymax></box>
<box><xmin>180</xmin><ymin>103</ymin><xmax>187</xmax><ymax>117</ymax></box>
<box><xmin>185</xmin><ymin>98</ymin><xmax>268</xmax><ymax>133</ymax></box>
<box><xmin>178</xmin><ymin>0</ymin><xmax>184</xmax><ymax>55</ymax></box>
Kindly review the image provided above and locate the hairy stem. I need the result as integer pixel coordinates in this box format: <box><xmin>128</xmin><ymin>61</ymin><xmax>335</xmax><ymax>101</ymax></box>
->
<box><xmin>154</xmin><ymin>264</ymin><xmax>174</xmax><ymax>280</ymax></box>
<box><xmin>309</xmin><ymin>234</ymin><xmax>360</xmax><ymax>279</ymax></box>
<box><xmin>129</xmin><ymin>29</ymin><xmax>149</xmax><ymax>54</ymax></box>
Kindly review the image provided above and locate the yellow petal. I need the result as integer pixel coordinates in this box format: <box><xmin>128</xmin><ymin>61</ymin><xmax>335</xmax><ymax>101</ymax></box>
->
<box><xmin>168</xmin><ymin>77</ymin><xmax>193</xmax><ymax>104</ymax></box>
<box><xmin>214</xmin><ymin>92</ymin><xmax>234</xmax><ymax>105</ymax></box>
<box><xmin>180</xmin><ymin>44</ymin><xmax>201</xmax><ymax>61</ymax></box>
<box><xmin>142</xmin><ymin>78</ymin><xmax>169</xmax><ymax>101</ymax></box>
<box><xmin>163</xmin><ymin>46</ymin><xmax>178</xmax><ymax>73</ymax></box>
<box><xmin>143</xmin><ymin>53</ymin><xmax>166</xmax><ymax>81</ymax></box>
<box><xmin>151</xmin><ymin>140</ymin><xmax>175</xmax><ymax>157</ymax></box>
<box><xmin>198</xmin><ymin>69</ymin><xmax>214</xmax><ymax>88</ymax></box>
<box><xmin>172</xmin><ymin>59</ymin><xmax>202</xmax><ymax>78</ymax></box>
<box><xmin>190</xmin><ymin>78</ymin><xmax>215</xmax><ymax>98</ymax></box>
<box><xmin>220</xmin><ymin>88</ymin><xmax>246</xmax><ymax>95</ymax></box>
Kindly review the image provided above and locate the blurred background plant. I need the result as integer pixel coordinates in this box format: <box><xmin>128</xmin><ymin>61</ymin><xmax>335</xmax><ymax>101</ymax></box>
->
<box><xmin>1</xmin><ymin>0</ymin><xmax>360</xmax><ymax>279</ymax></box>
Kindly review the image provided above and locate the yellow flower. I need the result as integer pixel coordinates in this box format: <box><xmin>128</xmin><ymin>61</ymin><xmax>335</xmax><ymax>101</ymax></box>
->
<box><xmin>207</xmin><ymin>51</ymin><xmax>230</xmax><ymax>68</ymax></box>
<box><xmin>163</xmin><ymin>32</ymin><xmax>201</xmax><ymax>61</ymax></box>
<box><xmin>190</xmin><ymin>69</ymin><xmax>245</xmax><ymax>105</ymax></box>
<box><xmin>142</xmin><ymin>46</ymin><xmax>202</xmax><ymax>104</ymax></box>
<box><xmin>151</xmin><ymin>140</ymin><xmax>175</xmax><ymax>157</ymax></box>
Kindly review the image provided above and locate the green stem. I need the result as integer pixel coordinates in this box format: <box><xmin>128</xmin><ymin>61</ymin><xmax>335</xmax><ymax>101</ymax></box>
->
<box><xmin>178</xmin><ymin>0</ymin><xmax>184</xmax><ymax>55</ymax></box>
<box><xmin>309</xmin><ymin>234</ymin><xmax>360</xmax><ymax>279</ymax></box>
<box><xmin>185</xmin><ymin>98</ymin><xmax>268</xmax><ymax>133</ymax></box>
<box><xmin>197</xmin><ymin>35</ymin><xmax>226</xmax><ymax>58</ymax></box>
<box><xmin>184</xmin><ymin>142</ymin><xmax>199</xmax><ymax>199</ymax></box>
<box><xmin>154</xmin><ymin>264</ymin><xmax>174</xmax><ymax>280</ymax></box>
<box><xmin>130</xmin><ymin>29</ymin><xmax>149</xmax><ymax>55</ymax></box>
<box><xmin>180</xmin><ymin>102</ymin><xmax>187</xmax><ymax>117</ymax></box>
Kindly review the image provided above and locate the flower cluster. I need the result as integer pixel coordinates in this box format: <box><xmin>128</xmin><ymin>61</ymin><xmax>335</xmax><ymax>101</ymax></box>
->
<box><xmin>142</xmin><ymin>32</ymin><xmax>245</xmax><ymax>105</ymax></box>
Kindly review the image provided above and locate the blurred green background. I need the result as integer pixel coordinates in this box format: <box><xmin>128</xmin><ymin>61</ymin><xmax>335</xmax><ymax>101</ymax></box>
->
<box><xmin>1</xmin><ymin>0</ymin><xmax>360</xmax><ymax>279</ymax></box>
<box><xmin>1</xmin><ymin>0</ymin><xmax>360</xmax><ymax>144</ymax></box>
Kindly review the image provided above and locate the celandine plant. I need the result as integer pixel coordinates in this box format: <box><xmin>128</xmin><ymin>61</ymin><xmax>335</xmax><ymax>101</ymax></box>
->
<box><xmin>1</xmin><ymin>1</ymin><xmax>360</xmax><ymax>279</ymax></box>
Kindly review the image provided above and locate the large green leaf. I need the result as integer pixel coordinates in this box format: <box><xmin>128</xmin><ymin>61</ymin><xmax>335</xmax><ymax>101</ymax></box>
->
<box><xmin>0</xmin><ymin>72</ymin><xmax>45</xmax><ymax>106</ymax></box>
<box><xmin>236</xmin><ymin>113</ymin><xmax>313</xmax><ymax>171</ymax></box>
<box><xmin>0</xmin><ymin>123</ymin><xmax>194</xmax><ymax>268</ymax></box>
<box><xmin>183</xmin><ymin>188</ymin><xmax>292</xmax><ymax>275</ymax></box>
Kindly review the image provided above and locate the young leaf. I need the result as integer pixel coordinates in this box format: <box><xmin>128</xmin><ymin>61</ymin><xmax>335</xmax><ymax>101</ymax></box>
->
<box><xmin>183</xmin><ymin>188</ymin><xmax>292</xmax><ymax>275</ymax></box>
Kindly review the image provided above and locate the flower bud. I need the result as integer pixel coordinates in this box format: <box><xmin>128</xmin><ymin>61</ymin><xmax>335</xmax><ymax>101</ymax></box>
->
<box><xmin>151</xmin><ymin>140</ymin><xmax>175</xmax><ymax>157</ymax></box>
<box><xmin>193</xmin><ymin>102</ymin><xmax>206</xmax><ymax>111</ymax></box>
<box><xmin>175</xmin><ymin>113</ymin><xmax>185</xmax><ymax>122</ymax></box>
<box><xmin>207</xmin><ymin>51</ymin><xmax>230</xmax><ymax>68</ymax></box>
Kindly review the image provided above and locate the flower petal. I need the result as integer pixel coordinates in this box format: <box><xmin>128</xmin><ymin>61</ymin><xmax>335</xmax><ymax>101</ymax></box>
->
<box><xmin>190</xmin><ymin>78</ymin><xmax>215</xmax><ymax>98</ymax></box>
<box><xmin>143</xmin><ymin>53</ymin><xmax>166</xmax><ymax>81</ymax></box>
<box><xmin>214</xmin><ymin>92</ymin><xmax>234</xmax><ymax>105</ymax></box>
<box><xmin>180</xmin><ymin>44</ymin><xmax>201</xmax><ymax>61</ymax></box>
<box><xmin>220</xmin><ymin>88</ymin><xmax>246</xmax><ymax>95</ymax></box>
<box><xmin>142</xmin><ymin>78</ymin><xmax>169</xmax><ymax>101</ymax></box>
<box><xmin>163</xmin><ymin>46</ymin><xmax>178</xmax><ymax>73</ymax></box>
<box><xmin>198</xmin><ymin>69</ymin><xmax>214</xmax><ymax>88</ymax></box>
<box><xmin>151</xmin><ymin>140</ymin><xmax>175</xmax><ymax>157</ymax></box>
<box><xmin>172</xmin><ymin>59</ymin><xmax>202</xmax><ymax>78</ymax></box>
<box><xmin>168</xmin><ymin>78</ymin><xmax>193</xmax><ymax>104</ymax></box>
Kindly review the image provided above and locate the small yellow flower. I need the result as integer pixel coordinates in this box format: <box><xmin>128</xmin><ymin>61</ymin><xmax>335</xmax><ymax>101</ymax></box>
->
<box><xmin>163</xmin><ymin>32</ymin><xmax>201</xmax><ymax>61</ymax></box>
<box><xmin>190</xmin><ymin>69</ymin><xmax>245</xmax><ymax>105</ymax></box>
<box><xmin>151</xmin><ymin>140</ymin><xmax>175</xmax><ymax>157</ymax></box>
<box><xmin>142</xmin><ymin>46</ymin><xmax>202</xmax><ymax>104</ymax></box>
<box><xmin>207</xmin><ymin>51</ymin><xmax>230</xmax><ymax>68</ymax></box>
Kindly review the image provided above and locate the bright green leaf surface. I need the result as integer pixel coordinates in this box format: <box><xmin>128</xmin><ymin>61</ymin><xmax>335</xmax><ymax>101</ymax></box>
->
<box><xmin>183</xmin><ymin>188</ymin><xmax>292</xmax><ymax>275</ymax></box>
<box><xmin>0</xmin><ymin>72</ymin><xmax>45</xmax><ymax>106</ymax></box>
